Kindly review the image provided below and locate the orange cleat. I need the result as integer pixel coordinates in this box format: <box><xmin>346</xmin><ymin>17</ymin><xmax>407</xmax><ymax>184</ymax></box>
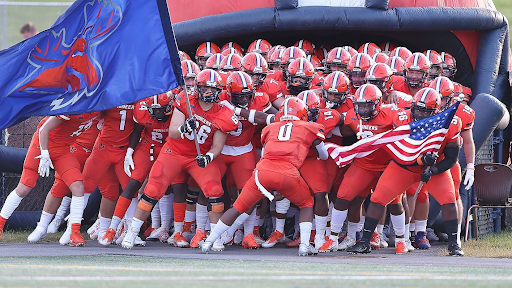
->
<box><xmin>242</xmin><ymin>233</ymin><xmax>260</xmax><ymax>249</ymax></box>
<box><xmin>253</xmin><ymin>226</ymin><xmax>265</xmax><ymax>245</ymax></box>
<box><xmin>286</xmin><ymin>236</ymin><xmax>301</xmax><ymax>248</ymax></box>
<box><xmin>170</xmin><ymin>232</ymin><xmax>189</xmax><ymax>248</ymax></box>
<box><xmin>144</xmin><ymin>227</ymin><xmax>154</xmax><ymax>239</ymax></box>
<box><xmin>189</xmin><ymin>229</ymin><xmax>206</xmax><ymax>248</ymax></box>
<box><xmin>69</xmin><ymin>224</ymin><xmax>86</xmax><ymax>247</ymax></box>
<box><xmin>395</xmin><ymin>239</ymin><xmax>408</xmax><ymax>254</ymax></box>
<box><xmin>262</xmin><ymin>231</ymin><xmax>285</xmax><ymax>248</ymax></box>
<box><xmin>99</xmin><ymin>228</ymin><xmax>116</xmax><ymax>246</ymax></box>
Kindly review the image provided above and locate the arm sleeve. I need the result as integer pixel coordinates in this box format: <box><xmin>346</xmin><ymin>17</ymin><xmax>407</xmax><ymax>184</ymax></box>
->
<box><xmin>432</xmin><ymin>145</ymin><xmax>460</xmax><ymax>174</ymax></box>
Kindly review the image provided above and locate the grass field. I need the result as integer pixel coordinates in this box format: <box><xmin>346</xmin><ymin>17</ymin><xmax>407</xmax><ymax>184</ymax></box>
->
<box><xmin>1</xmin><ymin>255</ymin><xmax>512</xmax><ymax>288</ymax></box>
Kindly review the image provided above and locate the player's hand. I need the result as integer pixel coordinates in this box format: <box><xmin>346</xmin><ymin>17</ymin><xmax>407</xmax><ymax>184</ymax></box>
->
<box><xmin>419</xmin><ymin>152</ymin><xmax>438</xmax><ymax>166</ymax></box>
<box><xmin>124</xmin><ymin>148</ymin><xmax>135</xmax><ymax>177</ymax></box>
<box><xmin>179</xmin><ymin>118</ymin><xmax>198</xmax><ymax>134</ymax></box>
<box><xmin>464</xmin><ymin>163</ymin><xmax>475</xmax><ymax>190</ymax></box>
<box><xmin>420</xmin><ymin>168</ymin><xmax>434</xmax><ymax>183</ymax></box>
<box><xmin>35</xmin><ymin>150</ymin><xmax>54</xmax><ymax>177</ymax></box>
<box><xmin>196</xmin><ymin>153</ymin><xmax>213</xmax><ymax>168</ymax></box>
<box><xmin>387</xmin><ymin>91</ymin><xmax>400</xmax><ymax>104</ymax></box>
<box><xmin>219</xmin><ymin>100</ymin><xmax>234</xmax><ymax>111</ymax></box>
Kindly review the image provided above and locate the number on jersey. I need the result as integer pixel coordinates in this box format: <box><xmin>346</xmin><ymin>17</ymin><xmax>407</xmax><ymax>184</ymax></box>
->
<box><xmin>277</xmin><ymin>122</ymin><xmax>293</xmax><ymax>141</ymax></box>
<box><xmin>184</xmin><ymin>125</ymin><xmax>211</xmax><ymax>144</ymax></box>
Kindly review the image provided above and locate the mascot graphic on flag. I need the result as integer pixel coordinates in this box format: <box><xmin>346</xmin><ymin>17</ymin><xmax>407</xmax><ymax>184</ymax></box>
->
<box><xmin>13</xmin><ymin>0</ymin><xmax>122</xmax><ymax>109</ymax></box>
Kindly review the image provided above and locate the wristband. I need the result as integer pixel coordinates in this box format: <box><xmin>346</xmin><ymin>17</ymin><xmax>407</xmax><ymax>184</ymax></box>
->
<box><xmin>206</xmin><ymin>152</ymin><xmax>215</xmax><ymax>161</ymax></box>
<box><xmin>467</xmin><ymin>163</ymin><xmax>475</xmax><ymax>170</ymax></box>
<box><xmin>126</xmin><ymin>147</ymin><xmax>134</xmax><ymax>157</ymax></box>
<box><xmin>248</xmin><ymin>109</ymin><xmax>256</xmax><ymax>124</ymax></box>
<box><xmin>266</xmin><ymin>114</ymin><xmax>274</xmax><ymax>125</ymax></box>
<box><xmin>234</xmin><ymin>107</ymin><xmax>242</xmax><ymax>116</ymax></box>
<box><xmin>416</xmin><ymin>155</ymin><xmax>424</xmax><ymax>166</ymax></box>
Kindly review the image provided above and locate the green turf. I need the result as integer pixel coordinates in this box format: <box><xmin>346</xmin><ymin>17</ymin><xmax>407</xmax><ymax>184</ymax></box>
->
<box><xmin>0</xmin><ymin>255</ymin><xmax>511</xmax><ymax>288</ymax></box>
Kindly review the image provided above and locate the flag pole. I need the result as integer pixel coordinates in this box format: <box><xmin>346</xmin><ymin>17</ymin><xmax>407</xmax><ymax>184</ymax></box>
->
<box><xmin>181</xmin><ymin>85</ymin><xmax>202</xmax><ymax>157</ymax></box>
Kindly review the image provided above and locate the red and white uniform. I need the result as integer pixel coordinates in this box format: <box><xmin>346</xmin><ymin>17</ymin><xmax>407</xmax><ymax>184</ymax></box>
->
<box><xmin>258</xmin><ymin>77</ymin><xmax>283</xmax><ymax>103</ymax></box>
<box><xmin>233</xmin><ymin>120</ymin><xmax>326</xmax><ymax>213</ymax></box>
<box><xmin>216</xmin><ymin>92</ymin><xmax>272</xmax><ymax>190</ymax></box>
<box><xmin>387</xmin><ymin>75</ymin><xmax>428</xmax><ymax>96</ymax></box>
<box><xmin>143</xmin><ymin>94</ymin><xmax>238</xmax><ymax>200</ymax></box>
<box><xmin>82</xmin><ymin>105</ymin><xmax>135</xmax><ymax>200</ymax></box>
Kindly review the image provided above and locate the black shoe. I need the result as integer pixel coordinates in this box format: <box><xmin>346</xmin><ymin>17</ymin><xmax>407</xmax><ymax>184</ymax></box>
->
<box><xmin>347</xmin><ymin>239</ymin><xmax>371</xmax><ymax>254</ymax></box>
<box><xmin>447</xmin><ymin>243</ymin><xmax>464</xmax><ymax>256</ymax></box>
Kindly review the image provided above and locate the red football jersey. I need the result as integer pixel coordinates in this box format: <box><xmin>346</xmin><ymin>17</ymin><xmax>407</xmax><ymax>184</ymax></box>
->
<box><xmin>325</xmin><ymin>98</ymin><xmax>354</xmax><ymax>144</ymax></box>
<box><xmin>266</xmin><ymin>70</ymin><xmax>285</xmax><ymax>82</ymax></box>
<box><xmin>48</xmin><ymin>112</ymin><xmax>100</xmax><ymax>149</ymax></box>
<box><xmin>220</xmin><ymin>91</ymin><xmax>271</xmax><ymax>148</ymax></box>
<box><xmin>170</xmin><ymin>93</ymin><xmax>238</xmax><ymax>157</ymax></box>
<box><xmin>454</xmin><ymin>102</ymin><xmax>475</xmax><ymax>131</ymax></box>
<box><xmin>261</xmin><ymin>120</ymin><xmax>325</xmax><ymax>169</ymax></box>
<box><xmin>75</xmin><ymin>118</ymin><xmax>102</xmax><ymax>150</ymax></box>
<box><xmin>306</xmin><ymin>108</ymin><xmax>341</xmax><ymax>157</ymax></box>
<box><xmin>98</xmin><ymin>105</ymin><xmax>135</xmax><ymax>147</ymax></box>
<box><xmin>344</xmin><ymin>106</ymin><xmax>403</xmax><ymax>171</ymax></box>
<box><xmin>133</xmin><ymin>101</ymin><xmax>171</xmax><ymax>146</ymax></box>
<box><xmin>258</xmin><ymin>77</ymin><xmax>283</xmax><ymax>103</ymax></box>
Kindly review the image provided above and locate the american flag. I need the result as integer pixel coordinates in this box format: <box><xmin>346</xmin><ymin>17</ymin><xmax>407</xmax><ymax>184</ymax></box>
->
<box><xmin>325</xmin><ymin>103</ymin><xmax>459</xmax><ymax>168</ymax></box>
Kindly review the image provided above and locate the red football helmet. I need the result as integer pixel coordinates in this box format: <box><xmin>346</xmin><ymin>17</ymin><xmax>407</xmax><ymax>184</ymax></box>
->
<box><xmin>275</xmin><ymin>97</ymin><xmax>308</xmax><ymax>122</ymax></box>
<box><xmin>372</xmin><ymin>52</ymin><xmax>389</xmax><ymax>64</ymax></box>
<box><xmin>379</xmin><ymin>42</ymin><xmax>397</xmax><ymax>56</ymax></box>
<box><xmin>220</xmin><ymin>53</ymin><xmax>243</xmax><ymax>72</ymax></box>
<box><xmin>358</xmin><ymin>42</ymin><xmax>382</xmax><ymax>57</ymax></box>
<box><xmin>286</xmin><ymin>58</ymin><xmax>315</xmax><ymax>95</ymax></box>
<box><xmin>221</xmin><ymin>47</ymin><xmax>242</xmax><ymax>57</ymax></box>
<box><xmin>353</xmin><ymin>84</ymin><xmax>382</xmax><ymax>121</ymax></box>
<box><xmin>205</xmin><ymin>54</ymin><xmax>224</xmax><ymax>70</ymax></box>
<box><xmin>196</xmin><ymin>69</ymin><xmax>223</xmax><ymax>103</ymax></box>
<box><xmin>364</xmin><ymin>63</ymin><xmax>393</xmax><ymax>93</ymax></box>
<box><xmin>195</xmin><ymin>42</ymin><xmax>220</xmax><ymax>68</ymax></box>
<box><xmin>390</xmin><ymin>47</ymin><xmax>412</xmax><ymax>61</ymax></box>
<box><xmin>440</xmin><ymin>52</ymin><xmax>457</xmax><ymax>80</ymax></box>
<box><xmin>145</xmin><ymin>92</ymin><xmax>173</xmax><ymax>122</ymax></box>
<box><xmin>267</xmin><ymin>45</ymin><xmax>284</xmax><ymax>61</ymax></box>
<box><xmin>241</xmin><ymin>52</ymin><xmax>268</xmax><ymax>89</ymax></box>
<box><xmin>385</xmin><ymin>56</ymin><xmax>406</xmax><ymax>76</ymax></box>
<box><xmin>322</xmin><ymin>71</ymin><xmax>350</xmax><ymax>109</ymax></box>
<box><xmin>267</xmin><ymin>46</ymin><xmax>286</xmax><ymax>70</ymax></box>
<box><xmin>429</xmin><ymin>76</ymin><xmax>455</xmax><ymax>110</ymax></box>
<box><xmin>348</xmin><ymin>53</ymin><xmax>375</xmax><ymax>89</ymax></box>
<box><xmin>181</xmin><ymin>60</ymin><xmax>201</xmax><ymax>95</ymax></box>
<box><xmin>424</xmin><ymin>50</ymin><xmax>443</xmax><ymax>80</ymax></box>
<box><xmin>314</xmin><ymin>46</ymin><xmax>329</xmax><ymax>62</ymax></box>
<box><xmin>248</xmin><ymin>39</ymin><xmax>272</xmax><ymax>57</ymax></box>
<box><xmin>179</xmin><ymin>51</ymin><xmax>191</xmax><ymax>61</ymax></box>
<box><xmin>325</xmin><ymin>47</ymin><xmax>352</xmax><ymax>74</ymax></box>
<box><xmin>405</xmin><ymin>53</ymin><xmax>431</xmax><ymax>89</ymax></box>
<box><xmin>297</xmin><ymin>90</ymin><xmax>322</xmax><ymax>122</ymax></box>
<box><xmin>341</xmin><ymin>45</ymin><xmax>358</xmax><ymax>57</ymax></box>
<box><xmin>221</xmin><ymin>42</ymin><xmax>244</xmax><ymax>55</ymax></box>
<box><xmin>306</xmin><ymin>54</ymin><xmax>323</xmax><ymax>71</ymax></box>
<box><xmin>294</xmin><ymin>39</ymin><xmax>316</xmax><ymax>55</ymax></box>
<box><xmin>227</xmin><ymin>71</ymin><xmax>255</xmax><ymax>108</ymax></box>
<box><xmin>280</xmin><ymin>47</ymin><xmax>307</xmax><ymax>73</ymax></box>
<box><xmin>411</xmin><ymin>87</ymin><xmax>441</xmax><ymax>120</ymax></box>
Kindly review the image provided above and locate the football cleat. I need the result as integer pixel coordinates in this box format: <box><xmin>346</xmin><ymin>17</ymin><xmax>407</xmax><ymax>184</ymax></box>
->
<box><xmin>338</xmin><ymin>235</ymin><xmax>356</xmax><ymax>250</ymax></box>
<box><xmin>69</xmin><ymin>224</ymin><xmax>86</xmax><ymax>247</ymax></box>
<box><xmin>286</xmin><ymin>236</ymin><xmax>301</xmax><ymax>248</ymax></box>
<box><xmin>395</xmin><ymin>239</ymin><xmax>408</xmax><ymax>254</ymax></box>
<box><xmin>135</xmin><ymin>236</ymin><xmax>146</xmax><ymax>246</ymax></box>
<box><xmin>242</xmin><ymin>233</ymin><xmax>260</xmax><ymax>249</ymax></box>
<box><xmin>212</xmin><ymin>237</ymin><xmax>225</xmax><ymax>252</ymax></box>
<box><xmin>27</xmin><ymin>226</ymin><xmax>47</xmax><ymax>243</ymax></box>
<box><xmin>98</xmin><ymin>228</ymin><xmax>116</xmax><ymax>247</ymax></box>
<box><xmin>116</xmin><ymin>226</ymin><xmax>128</xmax><ymax>245</ymax></box>
<box><xmin>87</xmin><ymin>218</ymin><xmax>100</xmax><ymax>240</ymax></box>
<box><xmin>314</xmin><ymin>234</ymin><xmax>326</xmax><ymax>250</ymax></box>
<box><xmin>379</xmin><ymin>234</ymin><xmax>388</xmax><ymax>248</ymax></box>
<box><xmin>298</xmin><ymin>243</ymin><xmax>318</xmax><ymax>256</ymax></box>
<box><xmin>426</xmin><ymin>228</ymin><xmax>439</xmax><ymax>242</ymax></box>
<box><xmin>182</xmin><ymin>221</ymin><xmax>195</xmax><ymax>242</ymax></box>
<box><xmin>190</xmin><ymin>229</ymin><xmax>206</xmax><ymax>248</ymax></box>
<box><xmin>168</xmin><ymin>232</ymin><xmax>189</xmax><ymax>248</ymax></box>
<box><xmin>59</xmin><ymin>222</ymin><xmax>72</xmax><ymax>245</ymax></box>
<box><xmin>201</xmin><ymin>241</ymin><xmax>213</xmax><ymax>253</ymax></box>
<box><xmin>346</xmin><ymin>239</ymin><xmax>371</xmax><ymax>254</ymax></box>
<box><xmin>414</xmin><ymin>232</ymin><xmax>431</xmax><ymax>249</ymax></box>
<box><xmin>262</xmin><ymin>231</ymin><xmax>285</xmax><ymax>248</ymax></box>
<box><xmin>405</xmin><ymin>238</ymin><xmax>415</xmax><ymax>251</ymax></box>
<box><xmin>233</xmin><ymin>229</ymin><xmax>244</xmax><ymax>245</ymax></box>
<box><xmin>121</xmin><ymin>227</ymin><xmax>138</xmax><ymax>250</ymax></box>
<box><xmin>318</xmin><ymin>235</ymin><xmax>338</xmax><ymax>253</ymax></box>
<box><xmin>447</xmin><ymin>242</ymin><xmax>464</xmax><ymax>256</ymax></box>
<box><xmin>47</xmin><ymin>216</ymin><xmax>64</xmax><ymax>234</ymax></box>
<box><xmin>438</xmin><ymin>232</ymin><xmax>449</xmax><ymax>242</ymax></box>
<box><xmin>220</xmin><ymin>231</ymin><xmax>234</xmax><ymax>246</ymax></box>
<box><xmin>143</xmin><ymin>226</ymin><xmax>154</xmax><ymax>239</ymax></box>
<box><xmin>370</xmin><ymin>232</ymin><xmax>381</xmax><ymax>250</ymax></box>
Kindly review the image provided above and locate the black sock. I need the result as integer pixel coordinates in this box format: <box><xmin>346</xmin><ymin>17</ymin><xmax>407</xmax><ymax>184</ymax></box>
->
<box><xmin>444</xmin><ymin>219</ymin><xmax>458</xmax><ymax>244</ymax></box>
<box><xmin>362</xmin><ymin>216</ymin><xmax>379</xmax><ymax>241</ymax></box>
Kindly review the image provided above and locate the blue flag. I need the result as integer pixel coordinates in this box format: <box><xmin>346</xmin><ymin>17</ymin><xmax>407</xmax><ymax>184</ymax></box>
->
<box><xmin>0</xmin><ymin>0</ymin><xmax>183</xmax><ymax>130</ymax></box>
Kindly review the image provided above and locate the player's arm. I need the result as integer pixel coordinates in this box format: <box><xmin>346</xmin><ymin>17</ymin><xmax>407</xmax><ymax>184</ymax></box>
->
<box><xmin>37</xmin><ymin>116</ymin><xmax>63</xmax><ymax>177</ymax></box>
<box><xmin>169</xmin><ymin>107</ymin><xmax>196</xmax><ymax>139</ymax></box>
<box><xmin>311</xmin><ymin>138</ymin><xmax>328</xmax><ymax>160</ymax></box>
<box><xmin>196</xmin><ymin>130</ymin><xmax>227</xmax><ymax>168</ymax></box>
<box><xmin>219</xmin><ymin>100</ymin><xmax>276</xmax><ymax>126</ymax></box>
<box><xmin>272</xmin><ymin>97</ymin><xmax>285</xmax><ymax>109</ymax></box>
<box><xmin>123</xmin><ymin>122</ymin><xmax>144</xmax><ymax>177</ymax></box>
<box><xmin>461</xmin><ymin>128</ymin><xmax>476</xmax><ymax>189</ymax></box>
<box><xmin>421</xmin><ymin>138</ymin><xmax>461</xmax><ymax>182</ymax></box>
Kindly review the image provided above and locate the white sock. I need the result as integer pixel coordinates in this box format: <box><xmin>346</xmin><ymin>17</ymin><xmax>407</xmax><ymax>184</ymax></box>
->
<box><xmin>125</xmin><ymin>198</ymin><xmax>137</xmax><ymax>221</ymax></box>
<box><xmin>409</xmin><ymin>222</ymin><xmax>415</xmax><ymax>233</ymax></box>
<box><xmin>184</xmin><ymin>210</ymin><xmax>196</xmax><ymax>223</ymax></box>
<box><xmin>227</xmin><ymin>213</ymin><xmax>249</xmax><ymax>236</ymax></box>
<box><xmin>99</xmin><ymin>216</ymin><xmax>112</xmax><ymax>233</ymax></box>
<box><xmin>131</xmin><ymin>217</ymin><xmax>144</xmax><ymax>233</ymax></box>
<box><xmin>357</xmin><ymin>216</ymin><xmax>365</xmax><ymax>232</ymax></box>
<box><xmin>83</xmin><ymin>193</ymin><xmax>91</xmax><ymax>210</ymax></box>
<box><xmin>275</xmin><ymin>198</ymin><xmax>290</xmax><ymax>214</ymax></box>
<box><xmin>174</xmin><ymin>221</ymin><xmax>184</xmax><ymax>233</ymax></box>
<box><xmin>347</xmin><ymin>221</ymin><xmax>359</xmax><ymax>239</ymax></box>
<box><xmin>196</xmin><ymin>204</ymin><xmax>208</xmax><ymax>232</ymax></box>
<box><xmin>69</xmin><ymin>196</ymin><xmax>84</xmax><ymax>224</ymax></box>
<box><xmin>377</xmin><ymin>224</ymin><xmax>384</xmax><ymax>235</ymax></box>
<box><xmin>457</xmin><ymin>224</ymin><xmax>462</xmax><ymax>246</ymax></box>
<box><xmin>326</xmin><ymin>203</ymin><xmax>333</xmax><ymax>235</ymax></box>
<box><xmin>205</xmin><ymin>220</ymin><xmax>229</xmax><ymax>243</ymax></box>
<box><xmin>110</xmin><ymin>216</ymin><xmax>122</xmax><ymax>230</ymax></box>
<box><xmin>151</xmin><ymin>202</ymin><xmax>161</xmax><ymax>228</ymax></box>
<box><xmin>275</xmin><ymin>218</ymin><xmax>285</xmax><ymax>233</ymax></box>
<box><xmin>415</xmin><ymin>220</ymin><xmax>427</xmax><ymax>234</ymax></box>
<box><xmin>330</xmin><ymin>208</ymin><xmax>347</xmax><ymax>235</ymax></box>
<box><xmin>314</xmin><ymin>215</ymin><xmax>328</xmax><ymax>239</ymax></box>
<box><xmin>405</xmin><ymin>223</ymin><xmax>410</xmax><ymax>237</ymax></box>
<box><xmin>37</xmin><ymin>211</ymin><xmax>54</xmax><ymax>229</ymax></box>
<box><xmin>0</xmin><ymin>190</ymin><xmax>23</xmax><ymax>219</ymax></box>
<box><xmin>390</xmin><ymin>213</ymin><xmax>405</xmax><ymax>237</ymax></box>
<box><xmin>159</xmin><ymin>194</ymin><xmax>174</xmax><ymax>229</ymax></box>
<box><xmin>299</xmin><ymin>222</ymin><xmax>313</xmax><ymax>245</ymax></box>
<box><xmin>244</xmin><ymin>209</ymin><xmax>257</xmax><ymax>237</ymax></box>
<box><xmin>55</xmin><ymin>196</ymin><xmax>71</xmax><ymax>219</ymax></box>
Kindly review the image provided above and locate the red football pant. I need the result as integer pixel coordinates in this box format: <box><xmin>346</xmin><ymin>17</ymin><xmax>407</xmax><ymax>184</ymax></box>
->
<box><xmin>131</xmin><ymin>142</ymin><xmax>163</xmax><ymax>183</ymax></box>
<box><xmin>299</xmin><ymin>156</ymin><xmax>328</xmax><ymax>194</ymax></box>
<box><xmin>216</xmin><ymin>151</ymin><xmax>256</xmax><ymax>190</ymax></box>
<box><xmin>19</xmin><ymin>132</ymin><xmax>41</xmax><ymax>188</ymax></box>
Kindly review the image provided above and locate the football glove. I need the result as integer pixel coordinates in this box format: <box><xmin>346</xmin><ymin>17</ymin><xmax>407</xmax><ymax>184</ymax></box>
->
<box><xmin>179</xmin><ymin>118</ymin><xmax>198</xmax><ymax>135</ymax></box>
<box><xmin>196</xmin><ymin>153</ymin><xmax>213</xmax><ymax>168</ymax></box>
<box><xmin>124</xmin><ymin>148</ymin><xmax>135</xmax><ymax>177</ymax></box>
<box><xmin>36</xmin><ymin>150</ymin><xmax>54</xmax><ymax>177</ymax></box>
